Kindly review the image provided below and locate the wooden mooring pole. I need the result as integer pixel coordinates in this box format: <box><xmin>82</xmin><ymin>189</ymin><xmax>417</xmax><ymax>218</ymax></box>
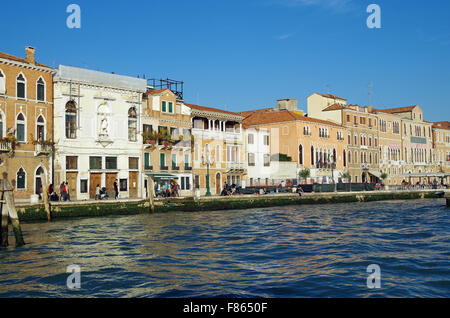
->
<box><xmin>446</xmin><ymin>192</ymin><xmax>450</xmax><ymax>207</ymax></box>
<box><xmin>148</xmin><ymin>177</ymin><xmax>155</xmax><ymax>213</ymax></box>
<box><xmin>0</xmin><ymin>178</ymin><xmax>25</xmax><ymax>247</ymax></box>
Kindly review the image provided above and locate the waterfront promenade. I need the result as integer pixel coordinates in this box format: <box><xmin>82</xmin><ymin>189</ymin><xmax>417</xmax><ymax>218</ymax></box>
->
<box><xmin>13</xmin><ymin>188</ymin><xmax>449</xmax><ymax>222</ymax></box>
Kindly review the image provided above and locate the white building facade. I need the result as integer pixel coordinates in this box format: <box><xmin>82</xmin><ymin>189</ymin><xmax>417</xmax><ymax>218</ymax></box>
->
<box><xmin>53</xmin><ymin>65</ymin><xmax>147</xmax><ymax>200</ymax></box>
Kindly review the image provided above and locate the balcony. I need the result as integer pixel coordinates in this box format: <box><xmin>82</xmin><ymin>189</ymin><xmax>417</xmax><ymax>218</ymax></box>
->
<box><xmin>184</xmin><ymin>165</ymin><xmax>192</xmax><ymax>171</ymax></box>
<box><xmin>35</xmin><ymin>143</ymin><xmax>52</xmax><ymax>156</ymax></box>
<box><xmin>226</xmin><ymin>162</ymin><xmax>246</xmax><ymax>172</ymax></box>
<box><xmin>0</xmin><ymin>141</ymin><xmax>11</xmax><ymax>153</ymax></box>
<box><xmin>160</xmin><ymin>166</ymin><xmax>169</xmax><ymax>171</ymax></box>
<box><xmin>144</xmin><ymin>165</ymin><xmax>153</xmax><ymax>171</ymax></box>
<box><xmin>361</xmin><ymin>163</ymin><xmax>370</xmax><ymax>170</ymax></box>
<box><xmin>171</xmin><ymin>166</ymin><xmax>180</xmax><ymax>171</ymax></box>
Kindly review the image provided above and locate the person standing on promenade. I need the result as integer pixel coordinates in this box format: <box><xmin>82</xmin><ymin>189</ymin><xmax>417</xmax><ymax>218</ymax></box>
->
<box><xmin>114</xmin><ymin>179</ymin><xmax>119</xmax><ymax>200</ymax></box>
<box><xmin>95</xmin><ymin>184</ymin><xmax>101</xmax><ymax>200</ymax></box>
<box><xmin>65</xmin><ymin>182</ymin><xmax>71</xmax><ymax>201</ymax></box>
<box><xmin>59</xmin><ymin>182</ymin><xmax>65</xmax><ymax>201</ymax></box>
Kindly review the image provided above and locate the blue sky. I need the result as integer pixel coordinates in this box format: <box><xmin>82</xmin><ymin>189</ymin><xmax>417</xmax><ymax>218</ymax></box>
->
<box><xmin>1</xmin><ymin>0</ymin><xmax>449</xmax><ymax>121</ymax></box>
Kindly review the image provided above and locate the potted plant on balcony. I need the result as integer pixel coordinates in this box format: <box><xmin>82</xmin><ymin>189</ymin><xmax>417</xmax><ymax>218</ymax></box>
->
<box><xmin>0</xmin><ymin>134</ymin><xmax>18</xmax><ymax>156</ymax></box>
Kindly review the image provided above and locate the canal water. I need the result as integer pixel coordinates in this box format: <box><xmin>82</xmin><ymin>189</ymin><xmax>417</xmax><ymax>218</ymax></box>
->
<box><xmin>0</xmin><ymin>199</ymin><xmax>449</xmax><ymax>298</ymax></box>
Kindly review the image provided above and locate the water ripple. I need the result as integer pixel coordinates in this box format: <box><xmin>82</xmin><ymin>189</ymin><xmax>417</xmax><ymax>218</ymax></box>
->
<box><xmin>0</xmin><ymin>199</ymin><xmax>449</xmax><ymax>297</ymax></box>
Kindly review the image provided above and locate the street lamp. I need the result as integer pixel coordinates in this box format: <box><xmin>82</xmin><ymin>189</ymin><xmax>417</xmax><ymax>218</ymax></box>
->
<box><xmin>202</xmin><ymin>151</ymin><xmax>215</xmax><ymax>197</ymax></box>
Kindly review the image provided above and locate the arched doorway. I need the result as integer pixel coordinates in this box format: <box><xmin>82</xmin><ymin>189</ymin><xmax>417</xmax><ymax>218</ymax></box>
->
<box><xmin>35</xmin><ymin>167</ymin><xmax>45</xmax><ymax>199</ymax></box>
<box><xmin>216</xmin><ymin>173</ymin><xmax>221</xmax><ymax>195</ymax></box>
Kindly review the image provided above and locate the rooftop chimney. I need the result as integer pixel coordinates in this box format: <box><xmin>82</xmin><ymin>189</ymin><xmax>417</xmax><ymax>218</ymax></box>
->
<box><xmin>25</xmin><ymin>46</ymin><xmax>36</xmax><ymax>64</ymax></box>
<box><xmin>276</xmin><ymin>98</ymin><xmax>298</xmax><ymax>111</ymax></box>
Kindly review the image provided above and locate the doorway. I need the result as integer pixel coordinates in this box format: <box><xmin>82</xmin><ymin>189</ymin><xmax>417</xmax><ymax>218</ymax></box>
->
<box><xmin>215</xmin><ymin>173</ymin><xmax>221</xmax><ymax>194</ymax></box>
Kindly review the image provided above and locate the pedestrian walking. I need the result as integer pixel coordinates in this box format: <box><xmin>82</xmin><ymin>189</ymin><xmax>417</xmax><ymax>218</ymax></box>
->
<box><xmin>114</xmin><ymin>179</ymin><xmax>119</xmax><ymax>199</ymax></box>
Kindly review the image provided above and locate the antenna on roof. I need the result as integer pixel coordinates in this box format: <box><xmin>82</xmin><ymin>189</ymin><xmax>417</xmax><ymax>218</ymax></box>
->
<box><xmin>368</xmin><ymin>82</ymin><xmax>373</xmax><ymax>106</ymax></box>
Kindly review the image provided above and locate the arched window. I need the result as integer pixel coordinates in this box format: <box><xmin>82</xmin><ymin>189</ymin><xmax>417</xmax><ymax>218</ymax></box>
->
<box><xmin>16</xmin><ymin>113</ymin><xmax>26</xmax><ymax>142</ymax></box>
<box><xmin>299</xmin><ymin>144</ymin><xmax>303</xmax><ymax>165</ymax></box>
<box><xmin>355</xmin><ymin>151</ymin><xmax>358</xmax><ymax>164</ymax></box>
<box><xmin>0</xmin><ymin>69</ymin><xmax>5</xmax><ymax>95</ymax></box>
<box><xmin>16</xmin><ymin>73</ymin><xmax>26</xmax><ymax>99</ymax></box>
<box><xmin>37</xmin><ymin>77</ymin><xmax>45</xmax><ymax>102</ymax></box>
<box><xmin>36</xmin><ymin>115</ymin><xmax>45</xmax><ymax>141</ymax></box>
<box><xmin>348</xmin><ymin>151</ymin><xmax>352</xmax><ymax>164</ymax></box>
<box><xmin>348</xmin><ymin>133</ymin><xmax>351</xmax><ymax>145</ymax></box>
<box><xmin>311</xmin><ymin>146</ymin><xmax>314</xmax><ymax>165</ymax></box>
<box><xmin>343</xmin><ymin>150</ymin><xmax>347</xmax><ymax>167</ymax></box>
<box><xmin>65</xmin><ymin>101</ymin><xmax>77</xmax><ymax>139</ymax></box>
<box><xmin>16</xmin><ymin>168</ymin><xmax>26</xmax><ymax>189</ymax></box>
<box><xmin>0</xmin><ymin>111</ymin><xmax>3</xmax><ymax>139</ymax></box>
<box><xmin>128</xmin><ymin>107</ymin><xmax>137</xmax><ymax>142</ymax></box>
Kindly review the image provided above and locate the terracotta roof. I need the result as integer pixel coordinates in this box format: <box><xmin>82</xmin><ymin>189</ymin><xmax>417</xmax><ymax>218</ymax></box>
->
<box><xmin>433</xmin><ymin>121</ymin><xmax>450</xmax><ymax>130</ymax></box>
<box><xmin>375</xmin><ymin>105</ymin><xmax>419</xmax><ymax>114</ymax></box>
<box><xmin>323</xmin><ymin>104</ymin><xmax>349</xmax><ymax>111</ymax></box>
<box><xmin>315</xmin><ymin>93</ymin><xmax>347</xmax><ymax>101</ymax></box>
<box><xmin>186</xmin><ymin>103</ymin><xmax>243</xmax><ymax>117</ymax></box>
<box><xmin>243</xmin><ymin>110</ymin><xmax>341</xmax><ymax>128</ymax></box>
<box><xmin>237</xmin><ymin>108</ymin><xmax>273</xmax><ymax>118</ymax></box>
<box><xmin>0</xmin><ymin>51</ymin><xmax>51</xmax><ymax>69</ymax></box>
<box><xmin>145</xmin><ymin>88</ymin><xmax>172</xmax><ymax>96</ymax></box>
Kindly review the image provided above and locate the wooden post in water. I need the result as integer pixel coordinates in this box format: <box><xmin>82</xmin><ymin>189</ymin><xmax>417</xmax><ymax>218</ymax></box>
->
<box><xmin>41</xmin><ymin>177</ymin><xmax>51</xmax><ymax>222</ymax></box>
<box><xmin>0</xmin><ymin>178</ymin><xmax>25</xmax><ymax>247</ymax></box>
<box><xmin>148</xmin><ymin>177</ymin><xmax>155</xmax><ymax>213</ymax></box>
<box><xmin>446</xmin><ymin>192</ymin><xmax>450</xmax><ymax>207</ymax></box>
<box><xmin>0</xmin><ymin>187</ymin><xmax>8</xmax><ymax>247</ymax></box>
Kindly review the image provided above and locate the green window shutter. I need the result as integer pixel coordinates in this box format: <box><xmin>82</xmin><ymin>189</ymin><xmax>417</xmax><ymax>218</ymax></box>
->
<box><xmin>160</xmin><ymin>153</ymin><xmax>165</xmax><ymax>167</ymax></box>
<box><xmin>144</xmin><ymin>153</ymin><xmax>150</xmax><ymax>168</ymax></box>
<box><xmin>162</xmin><ymin>101</ymin><xmax>166</xmax><ymax>112</ymax></box>
<box><xmin>169</xmin><ymin>102</ymin><xmax>173</xmax><ymax>113</ymax></box>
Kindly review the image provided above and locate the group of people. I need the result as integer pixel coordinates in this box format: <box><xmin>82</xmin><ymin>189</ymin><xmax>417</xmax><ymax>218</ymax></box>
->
<box><xmin>154</xmin><ymin>180</ymin><xmax>179</xmax><ymax>198</ymax></box>
<box><xmin>47</xmin><ymin>182</ymin><xmax>71</xmax><ymax>202</ymax></box>
<box><xmin>401</xmin><ymin>179</ymin><xmax>448</xmax><ymax>190</ymax></box>
<box><xmin>95</xmin><ymin>179</ymin><xmax>120</xmax><ymax>200</ymax></box>
<box><xmin>220</xmin><ymin>183</ymin><xmax>241</xmax><ymax>196</ymax></box>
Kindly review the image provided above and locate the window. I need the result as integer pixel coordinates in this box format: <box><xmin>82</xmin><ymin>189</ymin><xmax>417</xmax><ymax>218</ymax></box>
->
<box><xmin>144</xmin><ymin>153</ymin><xmax>151</xmax><ymax>169</ymax></box>
<box><xmin>298</xmin><ymin>144</ymin><xmax>303</xmax><ymax>165</ymax></box>
<box><xmin>346</xmin><ymin>114</ymin><xmax>351</xmax><ymax>122</ymax></box>
<box><xmin>89</xmin><ymin>157</ymin><xmax>102</xmax><ymax>170</ymax></box>
<box><xmin>16</xmin><ymin>74</ymin><xmax>26</xmax><ymax>99</ymax></box>
<box><xmin>311</xmin><ymin>146</ymin><xmax>314</xmax><ymax>165</ymax></box>
<box><xmin>65</xmin><ymin>101</ymin><xmax>77</xmax><ymax>139</ymax></box>
<box><xmin>106</xmin><ymin>157</ymin><xmax>117</xmax><ymax>170</ymax></box>
<box><xmin>0</xmin><ymin>69</ymin><xmax>5</xmax><ymax>94</ymax></box>
<box><xmin>248</xmin><ymin>134</ymin><xmax>254</xmax><ymax>145</ymax></box>
<box><xmin>36</xmin><ymin>115</ymin><xmax>45</xmax><ymax>142</ymax></box>
<box><xmin>264</xmin><ymin>154</ymin><xmax>270</xmax><ymax>167</ymax></box>
<box><xmin>37</xmin><ymin>77</ymin><xmax>45</xmax><ymax>102</ymax></box>
<box><xmin>168</xmin><ymin>102</ymin><xmax>173</xmax><ymax>113</ymax></box>
<box><xmin>0</xmin><ymin>113</ymin><xmax>3</xmax><ymax>139</ymax></box>
<box><xmin>343</xmin><ymin>150</ymin><xmax>346</xmax><ymax>167</ymax></box>
<box><xmin>194</xmin><ymin>175</ymin><xmax>200</xmax><ymax>189</ymax></box>
<box><xmin>16</xmin><ymin>113</ymin><xmax>25</xmax><ymax>142</ymax></box>
<box><xmin>66</xmin><ymin>156</ymin><xmax>78</xmax><ymax>170</ymax></box>
<box><xmin>161</xmin><ymin>101</ymin><xmax>167</xmax><ymax>112</ymax></box>
<box><xmin>143</xmin><ymin>124</ymin><xmax>152</xmax><ymax>134</ymax></box>
<box><xmin>16</xmin><ymin>168</ymin><xmax>26</xmax><ymax>189</ymax></box>
<box><xmin>184</xmin><ymin>154</ymin><xmax>190</xmax><ymax>169</ymax></box>
<box><xmin>120</xmin><ymin>179</ymin><xmax>128</xmax><ymax>191</ymax></box>
<box><xmin>264</xmin><ymin>135</ymin><xmax>270</xmax><ymax>146</ymax></box>
<box><xmin>248</xmin><ymin>153</ymin><xmax>255</xmax><ymax>166</ymax></box>
<box><xmin>160</xmin><ymin>153</ymin><xmax>166</xmax><ymax>168</ymax></box>
<box><xmin>128</xmin><ymin>107</ymin><xmax>137</xmax><ymax>142</ymax></box>
<box><xmin>348</xmin><ymin>133</ymin><xmax>351</xmax><ymax>145</ymax></box>
<box><xmin>129</xmin><ymin>157</ymin><xmax>139</xmax><ymax>170</ymax></box>
<box><xmin>171</xmin><ymin>154</ymin><xmax>177</xmax><ymax>168</ymax></box>
<box><xmin>80</xmin><ymin>180</ymin><xmax>88</xmax><ymax>193</ymax></box>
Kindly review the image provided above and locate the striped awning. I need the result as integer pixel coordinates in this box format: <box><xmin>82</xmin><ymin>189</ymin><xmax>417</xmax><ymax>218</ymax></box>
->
<box><xmin>145</xmin><ymin>173</ymin><xmax>179</xmax><ymax>181</ymax></box>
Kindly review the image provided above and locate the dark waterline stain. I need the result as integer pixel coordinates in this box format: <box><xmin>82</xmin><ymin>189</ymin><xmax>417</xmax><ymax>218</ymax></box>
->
<box><xmin>0</xmin><ymin>199</ymin><xmax>449</xmax><ymax>298</ymax></box>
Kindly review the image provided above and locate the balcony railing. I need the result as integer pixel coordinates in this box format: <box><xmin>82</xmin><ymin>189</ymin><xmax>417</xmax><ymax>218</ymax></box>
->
<box><xmin>171</xmin><ymin>166</ymin><xmax>180</xmax><ymax>171</ymax></box>
<box><xmin>160</xmin><ymin>166</ymin><xmax>169</xmax><ymax>171</ymax></box>
<box><xmin>0</xmin><ymin>141</ymin><xmax>11</xmax><ymax>152</ymax></box>
<box><xmin>226</xmin><ymin>162</ymin><xmax>245</xmax><ymax>171</ymax></box>
<box><xmin>144</xmin><ymin>165</ymin><xmax>153</xmax><ymax>171</ymax></box>
<box><xmin>35</xmin><ymin>144</ymin><xmax>52</xmax><ymax>156</ymax></box>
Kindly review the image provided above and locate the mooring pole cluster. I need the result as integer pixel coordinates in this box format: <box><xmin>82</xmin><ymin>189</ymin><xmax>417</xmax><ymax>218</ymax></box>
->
<box><xmin>0</xmin><ymin>179</ymin><xmax>25</xmax><ymax>247</ymax></box>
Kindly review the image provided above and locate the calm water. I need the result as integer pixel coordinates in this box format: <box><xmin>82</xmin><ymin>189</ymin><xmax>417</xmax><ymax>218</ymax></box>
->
<box><xmin>0</xmin><ymin>199</ymin><xmax>449</xmax><ymax>298</ymax></box>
